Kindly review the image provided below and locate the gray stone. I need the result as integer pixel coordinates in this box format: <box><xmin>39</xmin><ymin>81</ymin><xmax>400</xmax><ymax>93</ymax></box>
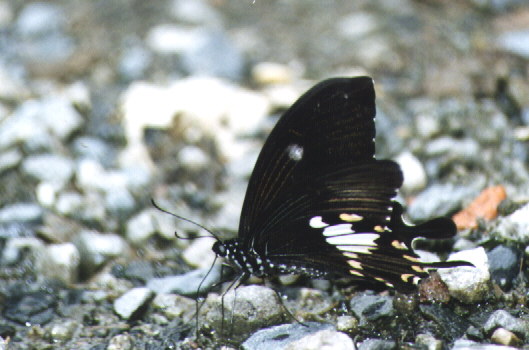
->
<box><xmin>201</xmin><ymin>285</ymin><xmax>283</xmax><ymax>343</ymax></box>
<box><xmin>349</xmin><ymin>294</ymin><xmax>394</xmax><ymax>327</ymax></box>
<box><xmin>408</xmin><ymin>183</ymin><xmax>481</xmax><ymax>221</ymax></box>
<box><xmin>0</xmin><ymin>149</ymin><xmax>22</xmax><ymax>173</ymax></box>
<box><xmin>151</xmin><ymin>293</ymin><xmax>195</xmax><ymax>320</ymax></box>
<box><xmin>72</xmin><ymin>136</ymin><xmax>115</xmax><ymax>167</ymax></box>
<box><xmin>358</xmin><ymin>339</ymin><xmax>396</xmax><ymax>350</ymax></box>
<box><xmin>36</xmin><ymin>243</ymin><xmax>80</xmax><ymax>284</ymax></box>
<box><xmin>104</xmin><ymin>186</ymin><xmax>136</xmax><ymax>218</ymax></box>
<box><xmin>484</xmin><ymin>310</ymin><xmax>529</xmax><ymax>340</ymax></box>
<box><xmin>493</xmin><ymin>203</ymin><xmax>529</xmax><ymax>243</ymax></box>
<box><xmin>497</xmin><ymin>30</ymin><xmax>529</xmax><ymax>59</ymax></box>
<box><xmin>146</xmin><ymin>265</ymin><xmax>221</xmax><ymax>297</ymax></box>
<box><xmin>114</xmin><ymin>287</ymin><xmax>154</xmax><ymax>320</ymax></box>
<box><xmin>170</xmin><ymin>0</ymin><xmax>221</xmax><ymax>25</ymax></box>
<box><xmin>22</xmin><ymin>153</ymin><xmax>74</xmax><ymax>185</ymax></box>
<box><xmin>16</xmin><ymin>2</ymin><xmax>65</xmax><ymax>36</ymax></box>
<box><xmin>242</xmin><ymin>322</ymin><xmax>353</xmax><ymax>350</ymax></box>
<box><xmin>487</xmin><ymin>246</ymin><xmax>520</xmax><ymax>290</ymax></box>
<box><xmin>74</xmin><ymin>230</ymin><xmax>129</xmax><ymax>277</ymax></box>
<box><xmin>0</xmin><ymin>202</ymin><xmax>43</xmax><ymax>223</ymax></box>
<box><xmin>452</xmin><ymin>339</ymin><xmax>518</xmax><ymax>350</ymax></box>
<box><xmin>437</xmin><ymin>247</ymin><xmax>490</xmax><ymax>303</ymax></box>
<box><xmin>119</xmin><ymin>45</ymin><xmax>152</xmax><ymax>81</ymax></box>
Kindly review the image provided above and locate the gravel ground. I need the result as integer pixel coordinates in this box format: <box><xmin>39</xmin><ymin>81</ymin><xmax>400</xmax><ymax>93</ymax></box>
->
<box><xmin>1</xmin><ymin>1</ymin><xmax>529</xmax><ymax>349</ymax></box>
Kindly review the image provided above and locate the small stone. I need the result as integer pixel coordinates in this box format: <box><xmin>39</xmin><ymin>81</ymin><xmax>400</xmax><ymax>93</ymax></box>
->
<box><xmin>146</xmin><ymin>265</ymin><xmax>221</xmax><ymax>297</ymax></box>
<box><xmin>170</xmin><ymin>0</ymin><xmax>221</xmax><ymax>25</ymax></box>
<box><xmin>336</xmin><ymin>316</ymin><xmax>358</xmax><ymax>332</ymax></box>
<box><xmin>415</xmin><ymin>333</ymin><xmax>443</xmax><ymax>350</ymax></box>
<box><xmin>0</xmin><ymin>202</ymin><xmax>43</xmax><ymax>224</ymax></box>
<box><xmin>349</xmin><ymin>294</ymin><xmax>394</xmax><ymax>327</ymax></box>
<box><xmin>201</xmin><ymin>285</ymin><xmax>283</xmax><ymax>343</ymax></box>
<box><xmin>437</xmin><ymin>247</ymin><xmax>490</xmax><ymax>303</ymax></box>
<box><xmin>242</xmin><ymin>323</ymin><xmax>336</xmax><ymax>350</ymax></box>
<box><xmin>182</xmin><ymin>236</ymin><xmax>216</xmax><ymax>269</ymax></box>
<box><xmin>104</xmin><ymin>186</ymin><xmax>136</xmax><ymax>218</ymax></box>
<box><xmin>49</xmin><ymin>320</ymin><xmax>78</xmax><ymax>341</ymax></box>
<box><xmin>497</xmin><ymin>30</ymin><xmax>529</xmax><ymax>59</ymax></box>
<box><xmin>178</xmin><ymin>145</ymin><xmax>209</xmax><ymax>169</ymax></box>
<box><xmin>408</xmin><ymin>183</ymin><xmax>482</xmax><ymax>222</ymax></box>
<box><xmin>72</xmin><ymin>136</ymin><xmax>115</xmax><ymax>166</ymax></box>
<box><xmin>358</xmin><ymin>338</ymin><xmax>396</xmax><ymax>350</ymax></box>
<box><xmin>453</xmin><ymin>185</ymin><xmax>507</xmax><ymax>230</ymax></box>
<box><xmin>36</xmin><ymin>243</ymin><xmax>80</xmax><ymax>284</ymax></box>
<box><xmin>151</xmin><ymin>293</ymin><xmax>195</xmax><ymax>320</ymax></box>
<box><xmin>394</xmin><ymin>151</ymin><xmax>427</xmax><ymax>193</ymax></box>
<box><xmin>16</xmin><ymin>2</ymin><xmax>65</xmax><ymax>36</ymax></box>
<box><xmin>252</xmin><ymin>62</ymin><xmax>294</xmax><ymax>85</ymax></box>
<box><xmin>1</xmin><ymin>237</ymin><xmax>44</xmax><ymax>265</ymax></box>
<box><xmin>484</xmin><ymin>310</ymin><xmax>529</xmax><ymax>340</ymax></box>
<box><xmin>0</xmin><ymin>149</ymin><xmax>22</xmax><ymax>173</ymax></box>
<box><xmin>107</xmin><ymin>333</ymin><xmax>134</xmax><ymax>350</ymax></box>
<box><xmin>491</xmin><ymin>328</ymin><xmax>521</xmax><ymax>347</ymax></box>
<box><xmin>22</xmin><ymin>154</ymin><xmax>74</xmax><ymax>185</ymax></box>
<box><xmin>55</xmin><ymin>192</ymin><xmax>84</xmax><ymax>216</ymax></box>
<box><xmin>284</xmin><ymin>329</ymin><xmax>354</xmax><ymax>350</ymax></box>
<box><xmin>493</xmin><ymin>202</ymin><xmax>529</xmax><ymax>243</ymax></box>
<box><xmin>74</xmin><ymin>230</ymin><xmax>129</xmax><ymax>277</ymax></box>
<box><xmin>487</xmin><ymin>246</ymin><xmax>520</xmax><ymax>290</ymax></box>
<box><xmin>113</xmin><ymin>287</ymin><xmax>153</xmax><ymax>320</ymax></box>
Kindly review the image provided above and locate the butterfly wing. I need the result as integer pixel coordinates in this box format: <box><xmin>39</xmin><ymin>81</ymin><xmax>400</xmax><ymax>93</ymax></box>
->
<box><xmin>237</xmin><ymin>77</ymin><xmax>464</xmax><ymax>291</ymax></box>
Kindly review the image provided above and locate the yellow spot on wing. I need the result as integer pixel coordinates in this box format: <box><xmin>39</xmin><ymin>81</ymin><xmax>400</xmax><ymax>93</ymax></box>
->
<box><xmin>404</xmin><ymin>255</ymin><xmax>420</xmax><ymax>262</ymax></box>
<box><xmin>391</xmin><ymin>240</ymin><xmax>407</xmax><ymax>250</ymax></box>
<box><xmin>347</xmin><ymin>260</ymin><xmax>362</xmax><ymax>269</ymax></box>
<box><xmin>412</xmin><ymin>265</ymin><xmax>425</xmax><ymax>273</ymax></box>
<box><xmin>401</xmin><ymin>273</ymin><xmax>414</xmax><ymax>282</ymax></box>
<box><xmin>340</xmin><ymin>213</ymin><xmax>363</xmax><ymax>222</ymax></box>
<box><xmin>349</xmin><ymin>270</ymin><xmax>364</xmax><ymax>277</ymax></box>
<box><xmin>374</xmin><ymin>225</ymin><xmax>385</xmax><ymax>232</ymax></box>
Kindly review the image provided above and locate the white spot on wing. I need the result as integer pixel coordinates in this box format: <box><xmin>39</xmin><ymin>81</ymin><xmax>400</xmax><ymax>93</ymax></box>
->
<box><xmin>287</xmin><ymin>144</ymin><xmax>303</xmax><ymax>161</ymax></box>
<box><xmin>323</xmin><ymin>224</ymin><xmax>353</xmax><ymax>236</ymax></box>
<box><xmin>325</xmin><ymin>233</ymin><xmax>379</xmax><ymax>246</ymax></box>
<box><xmin>309</xmin><ymin>216</ymin><xmax>329</xmax><ymax>228</ymax></box>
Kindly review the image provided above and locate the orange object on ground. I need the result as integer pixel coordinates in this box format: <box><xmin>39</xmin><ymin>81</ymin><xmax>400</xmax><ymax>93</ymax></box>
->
<box><xmin>452</xmin><ymin>185</ymin><xmax>507</xmax><ymax>230</ymax></box>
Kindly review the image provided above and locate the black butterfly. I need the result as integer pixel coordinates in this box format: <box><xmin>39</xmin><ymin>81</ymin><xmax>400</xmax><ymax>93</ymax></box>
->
<box><xmin>211</xmin><ymin>76</ymin><xmax>471</xmax><ymax>292</ymax></box>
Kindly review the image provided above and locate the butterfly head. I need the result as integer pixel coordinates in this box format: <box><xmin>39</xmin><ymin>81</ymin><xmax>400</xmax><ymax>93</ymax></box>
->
<box><xmin>212</xmin><ymin>240</ymin><xmax>227</xmax><ymax>258</ymax></box>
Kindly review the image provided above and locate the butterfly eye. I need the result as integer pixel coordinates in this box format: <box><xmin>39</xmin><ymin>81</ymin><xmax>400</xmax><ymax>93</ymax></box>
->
<box><xmin>212</xmin><ymin>241</ymin><xmax>227</xmax><ymax>257</ymax></box>
<box><xmin>286</xmin><ymin>144</ymin><xmax>304</xmax><ymax>161</ymax></box>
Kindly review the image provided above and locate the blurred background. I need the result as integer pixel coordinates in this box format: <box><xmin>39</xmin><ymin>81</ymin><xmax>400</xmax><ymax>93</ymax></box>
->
<box><xmin>0</xmin><ymin>0</ymin><xmax>529</xmax><ymax>349</ymax></box>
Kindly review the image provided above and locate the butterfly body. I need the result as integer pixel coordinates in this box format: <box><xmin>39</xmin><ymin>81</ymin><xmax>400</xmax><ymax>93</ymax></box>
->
<box><xmin>212</xmin><ymin>77</ymin><xmax>471</xmax><ymax>292</ymax></box>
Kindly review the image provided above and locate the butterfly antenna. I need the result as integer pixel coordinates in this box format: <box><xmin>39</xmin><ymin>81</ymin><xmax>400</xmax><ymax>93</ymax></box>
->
<box><xmin>150</xmin><ymin>199</ymin><xmax>221</xmax><ymax>241</ymax></box>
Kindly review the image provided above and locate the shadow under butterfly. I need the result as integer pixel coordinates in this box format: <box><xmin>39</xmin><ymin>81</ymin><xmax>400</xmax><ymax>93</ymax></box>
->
<box><xmin>210</xmin><ymin>76</ymin><xmax>472</xmax><ymax>293</ymax></box>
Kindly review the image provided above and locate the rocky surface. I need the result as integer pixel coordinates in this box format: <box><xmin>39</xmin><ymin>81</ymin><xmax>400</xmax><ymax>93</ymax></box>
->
<box><xmin>0</xmin><ymin>1</ymin><xmax>529</xmax><ymax>349</ymax></box>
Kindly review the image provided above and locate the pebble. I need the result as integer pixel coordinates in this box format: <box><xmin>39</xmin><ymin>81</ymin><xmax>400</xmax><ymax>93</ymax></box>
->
<box><xmin>170</xmin><ymin>0</ymin><xmax>221</xmax><ymax>26</ymax></box>
<box><xmin>252</xmin><ymin>62</ymin><xmax>294</xmax><ymax>85</ymax></box>
<box><xmin>4</xmin><ymin>289</ymin><xmax>57</xmax><ymax>325</ymax></box>
<box><xmin>487</xmin><ymin>245</ymin><xmax>520</xmax><ymax>290</ymax></box>
<box><xmin>74</xmin><ymin>230</ymin><xmax>129</xmax><ymax>277</ymax></box>
<box><xmin>394</xmin><ymin>151</ymin><xmax>427</xmax><ymax>193</ymax></box>
<box><xmin>452</xmin><ymin>185</ymin><xmax>507</xmax><ymax>230</ymax></box>
<box><xmin>146</xmin><ymin>265</ymin><xmax>221</xmax><ymax>296</ymax></box>
<box><xmin>357</xmin><ymin>339</ymin><xmax>396</xmax><ymax>350</ymax></box>
<box><xmin>0</xmin><ymin>97</ymin><xmax>83</xmax><ymax>151</ymax></box>
<box><xmin>437</xmin><ymin>247</ymin><xmax>490</xmax><ymax>303</ymax></box>
<box><xmin>107</xmin><ymin>333</ymin><xmax>134</xmax><ymax>350</ymax></box>
<box><xmin>407</xmin><ymin>183</ymin><xmax>482</xmax><ymax>222</ymax></box>
<box><xmin>1</xmin><ymin>237</ymin><xmax>44</xmax><ymax>265</ymax></box>
<box><xmin>242</xmin><ymin>323</ymin><xmax>338</xmax><ymax>350</ymax></box>
<box><xmin>72</xmin><ymin>136</ymin><xmax>115</xmax><ymax>167</ymax></box>
<box><xmin>118</xmin><ymin>44</ymin><xmax>152</xmax><ymax>81</ymax></box>
<box><xmin>36</xmin><ymin>243</ymin><xmax>80</xmax><ymax>284</ymax></box>
<box><xmin>55</xmin><ymin>191</ymin><xmax>84</xmax><ymax>216</ymax></box>
<box><xmin>497</xmin><ymin>30</ymin><xmax>529</xmax><ymax>59</ymax></box>
<box><xmin>419</xmin><ymin>304</ymin><xmax>470</xmax><ymax>341</ymax></box>
<box><xmin>113</xmin><ymin>287</ymin><xmax>153</xmax><ymax>320</ymax></box>
<box><xmin>182</xmin><ymin>236</ymin><xmax>216</xmax><ymax>269</ymax></box>
<box><xmin>335</xmin><ymin>316</ymin><xmax>358</xmax><ymax>333</ymax></box>
<box><xmin>0</xmin><ymin>149</ymin><xmax>22</xmax><ymax>174</ymax></box>
<box><xmin>21</xmin><ymin>153</ymin><xmax>74</xmax><ymax>185</ymax></box>
<box><xmin>49</xmin><ymin>320</ymin><xmax>78</xmax><ymax>342</ymax></box>
<box><xmin>200</xmin><ymin>285</ymin><xmax>283</xmax><ymax>343</ymax></box>
<box><xmin>0</xmin><ymin>202</ymin><xmax>43</xmax><ymax>224</ymax></box>
<box><xmin>490</xmin><ymin>328</ymin><xmax>521</xmax><ymax>347</ymax></box>
<box><xmin>415</xmin><ymin>333</ymin><xmax>443</xmax><ymax>350</ymax></box>
<box><xmin>483</xmin><ymin>310</ymin><xmax>529</xmax><ymax>341</ymax></box>
<box><xmin>104</xmin><ymin>186</ymin><xmax>136</xmax><ymax>218</ymax></box>
<box><xmin>493</xmin><ymin>202</ymin><xmax>529</xmax><ymax>243</ymax></box>
<box><xmin>349</xmin><ymin>294</ymin><xmax>394</xmax><ymax>327</ymax></box>
<box><xmin>178</xmin><ymin>145</ymin><xmax>210</xmax><ymax>170</ymax></box>
<box><xmin>452</xmin><ymin>339</ymin><xmax>518</xmax><ymax>350</ymax></box>
<box><xmin>15</xmin><ymin>2</ymin><xmax>65</xmax><ymax>36</ymax></box>
<box><xmin>151</xmin><ymin>293</ymin><xmax>195</xmax><ymax>320</ymax></box>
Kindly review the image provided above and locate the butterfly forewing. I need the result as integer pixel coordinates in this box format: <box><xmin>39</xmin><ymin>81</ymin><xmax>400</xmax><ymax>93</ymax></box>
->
<box><xmin>239</xmin><ymin>77</ymin><xmax>378</xmax><ymax>245</ymax></box>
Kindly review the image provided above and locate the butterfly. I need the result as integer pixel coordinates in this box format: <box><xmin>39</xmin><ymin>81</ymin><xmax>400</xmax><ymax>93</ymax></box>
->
<box><xmin>211</xmin><ymin>76</ymin><xmax>472</xmax><ymax>292</ymax></box>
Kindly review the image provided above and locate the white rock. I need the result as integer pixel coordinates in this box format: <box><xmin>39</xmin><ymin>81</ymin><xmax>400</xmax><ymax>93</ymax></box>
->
<box><xmin>178</xmin><ymin>145</ymin><xmax>209</xmax><ymax>169</ymax></box>
<box><xmin>114</xmin><ymin>287</ymin><xmax>153</xmax><ymax>320</ymax></box>
<box><xmin>494</xmin><ymin>203</ymin><xmax>529</xmax><ymax>243</ymax></box>
<box><xmin>37</xmin><ymin>243</ymin><xmax>80</xmax><ymax>284</ymax></box>
<box><xmin>437</xmin><ymin>247</ymin><xmax>490</xmax><ymax>303</ymax></box>
<box><xmin>394</xmin><ymin>151</ymin><xmax>427</xmax><ymax>193</ymax></box>
<box><xmin>182</xmin><ymin>236</ymin><xmax>216</xmax><ymax>269</ymax></box>
<box><xmin>22</xmin><ymin>153</ymin><xmax>74</xmax><ymax>185</ymax></box>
